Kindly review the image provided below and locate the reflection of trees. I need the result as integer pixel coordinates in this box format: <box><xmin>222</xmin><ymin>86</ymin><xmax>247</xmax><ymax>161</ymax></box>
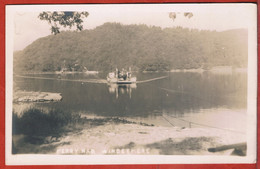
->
<box><xmin>14</xmin><ymin>72</ymin><xmax>247</xmax><ymax>118</ymax></box>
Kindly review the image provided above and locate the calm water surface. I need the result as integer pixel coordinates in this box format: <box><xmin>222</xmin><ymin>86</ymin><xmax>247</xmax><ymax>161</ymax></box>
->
<box><xmin>14</xmin><ymin>71</ymin><xmax>247</xmax><ymax>131</ymax></box>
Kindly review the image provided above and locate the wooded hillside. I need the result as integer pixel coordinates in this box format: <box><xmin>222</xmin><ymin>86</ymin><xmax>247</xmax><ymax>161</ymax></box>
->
<box><xmin>14</xmin><ymin>23</ymin><xmax>248</xmax><ymax>72</ymax></box>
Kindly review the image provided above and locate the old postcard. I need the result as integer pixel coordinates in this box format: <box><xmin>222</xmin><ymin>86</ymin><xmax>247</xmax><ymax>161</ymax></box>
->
<box><xmin>5</xmin><ymin>3</ymin><xmax>257</xmax><ymax>165</ymax></box>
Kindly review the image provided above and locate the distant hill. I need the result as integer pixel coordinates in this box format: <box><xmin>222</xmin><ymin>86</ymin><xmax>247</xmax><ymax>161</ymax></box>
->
<box><xmin>14</xmin><ymin>23</ymin><xmax>248</xmax><ymax>72</ymax></box>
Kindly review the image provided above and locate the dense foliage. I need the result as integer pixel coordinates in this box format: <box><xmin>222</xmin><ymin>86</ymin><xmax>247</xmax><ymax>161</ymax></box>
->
<box><xmin>12</xmin><ymin>108</ymin><xmax>81</xmax><ymax>137</ymax></box>
<box><xmin>38</xmin><ymin>11</ymin><xmax>89</xmax><ymax>35</ymax></box>
<box><xmin>14</xmin><ymin>23</ymin><xmax>248</xmax><ymax>72</ymax></box>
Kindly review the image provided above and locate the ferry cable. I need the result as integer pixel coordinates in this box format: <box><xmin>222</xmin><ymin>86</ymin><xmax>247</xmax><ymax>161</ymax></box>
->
<box><xmin>142</xmin><ymin>80</ymin><xmax>217</xmax><ymax>106</ymax></box>
<box><xmin>15</xmin><ymin>74</ymin><xmax>107</xmax><ymax>83</ymax></box>
<box><xmin>138</xmin><ymin>81</ymin><xmax>246</xmax><ymax>135</ymax></box>
<box><xmin>163</xmin><ymin>113</ymin><xmax>246</xmax><ymax>135</ymax></box>
<box><xmin>15</xmin><ymin>74</ymin><xmax>245</xmax><ymax>134</ymax></box>
<box><xmin>136</xmin><ymin>76</ymin><xmax>169</xmax><ymax>84</ymax></box>
<box><xmin>161</xmin><ymin>114</ymin><xmax>175</xmax><ymax>127</ymax></box>
<box><xmin>15</xmin><ymin>74</ymin><xmax>169</xmax><ymax>84</ymax></box>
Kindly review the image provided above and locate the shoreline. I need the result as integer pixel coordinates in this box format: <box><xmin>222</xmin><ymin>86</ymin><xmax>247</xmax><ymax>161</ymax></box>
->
<box><xmin>14</xmin><ymin>66</ymin><xmax>247</xmax><ymax>75</ymax></box>
<box><xmin>13</xmin><ymin>91</ymin><xmax>62</xmax><ymax>103</ymax></box>
<box><xmin>12</xmin><ymin>113</ymin><xmax>246</xmax><ymax>155</ymax></box>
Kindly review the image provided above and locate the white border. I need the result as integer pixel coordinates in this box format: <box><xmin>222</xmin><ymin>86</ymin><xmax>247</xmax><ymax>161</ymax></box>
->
<box><xmin>5</xmin><ymin>4</ymin><xmax>257</xmax><ymax>165</ymax></box>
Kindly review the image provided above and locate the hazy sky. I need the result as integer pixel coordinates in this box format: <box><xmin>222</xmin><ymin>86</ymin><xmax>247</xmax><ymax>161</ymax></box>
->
<box><xmin>7</xmin><ymin>4</ymin><xmax>256</xmax><ymax>51</ymax></box>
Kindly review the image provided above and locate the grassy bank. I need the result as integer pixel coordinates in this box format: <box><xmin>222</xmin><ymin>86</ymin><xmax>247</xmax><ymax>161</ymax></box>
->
<box><xmin>12</xmin><ymin>108</ymin><xmax>154</xmax><ymax>154</ymax></box>
<box><xmin>12</xmin><ymin>108</ymin><xmax>246</xmax><ymax>155</ymax></box>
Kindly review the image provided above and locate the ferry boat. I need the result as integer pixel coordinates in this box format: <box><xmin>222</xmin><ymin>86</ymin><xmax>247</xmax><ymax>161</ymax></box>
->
<box><xmin>107</xmin><ymin>68</ymin><xmax>137</xmax><ymax>84</ymax></box>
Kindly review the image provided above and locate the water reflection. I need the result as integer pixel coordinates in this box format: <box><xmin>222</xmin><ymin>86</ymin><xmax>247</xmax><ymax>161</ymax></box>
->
<box><xmin>13</xmin><ymin>72</ymin><xmax>248</xmax><ymax>155</ymax></box>
<box><xmin>108</xmin><ymin>83</ymin><xmax>137</xmax><ymax>99</ymax></box>
<box><xmin>14</xmin><ymin>72</ymin><xmax>247</xmax><ymax>118</ymax></box>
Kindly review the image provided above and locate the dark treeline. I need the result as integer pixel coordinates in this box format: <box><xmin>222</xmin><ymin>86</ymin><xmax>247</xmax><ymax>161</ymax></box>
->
<box><xmin>14</xmin><ymin>23</ymin><xmax>248</xmax><ymax>72</ymax></box>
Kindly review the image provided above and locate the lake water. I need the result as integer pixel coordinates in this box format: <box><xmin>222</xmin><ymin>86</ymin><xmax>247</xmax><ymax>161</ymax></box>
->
<box><xmin>14</xmin><ymin>71</ymin><xmax>247</xmax><ymax>133</ymax></box>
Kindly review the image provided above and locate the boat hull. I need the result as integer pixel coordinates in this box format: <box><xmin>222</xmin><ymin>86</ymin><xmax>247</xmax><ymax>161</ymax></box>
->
<box><xmin>116</xmin><ymin>81</ymin><xmax>133</xmax><ymax>84</ymax></box>
<box><xmin>107</xmin><ymin>77</ymin><xmax>137</xmax><ymax>84</ymax></box>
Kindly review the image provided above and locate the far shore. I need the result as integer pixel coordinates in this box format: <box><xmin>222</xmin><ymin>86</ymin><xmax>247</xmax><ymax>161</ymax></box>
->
<box><xmin>14</xmin><ymin>66</ymin><xmax>247</xmax><ymax>75</ymax></box>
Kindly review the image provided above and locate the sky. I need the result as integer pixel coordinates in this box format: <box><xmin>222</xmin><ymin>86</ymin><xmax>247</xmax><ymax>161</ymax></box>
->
<box><xmin>7</xmin><ymin>4</ymin><xmax>256</xmax><ymax>51</ymax></box>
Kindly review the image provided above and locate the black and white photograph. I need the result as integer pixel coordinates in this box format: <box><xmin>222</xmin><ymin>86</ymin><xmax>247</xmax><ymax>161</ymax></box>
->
<box><xmin>6</xmin><ymin>4</ymin><xmax>257</xmax><ymax>165</ymax></box>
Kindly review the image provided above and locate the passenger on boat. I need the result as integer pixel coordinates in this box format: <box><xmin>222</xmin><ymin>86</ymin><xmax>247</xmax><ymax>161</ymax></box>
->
<box><xmin>127</xmin><ymin>72</ymin><xmax>131</xmax><ymax>78</ymax></box>
<box><xmin>122</xmin><ymin>68</ymin><xmax>128</xmax><ymax>80</ymax></box>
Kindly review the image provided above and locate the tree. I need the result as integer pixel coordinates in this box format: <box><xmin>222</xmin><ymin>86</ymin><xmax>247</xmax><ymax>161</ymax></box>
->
<box><xmin>38</xmin><ymin>11</ymin><xmax>89</xmax><ymax>35</ymax></box>
<box><xmin>169</xmin><ymin>12</ymin><xmax>193</xmax><ymax>22</ymax></box>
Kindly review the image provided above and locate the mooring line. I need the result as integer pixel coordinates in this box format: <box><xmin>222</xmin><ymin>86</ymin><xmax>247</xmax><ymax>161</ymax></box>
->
<box><xmin>163</xmin><ymin>113</ymin><xmax>246</xmax><ymax>135</ymax></box>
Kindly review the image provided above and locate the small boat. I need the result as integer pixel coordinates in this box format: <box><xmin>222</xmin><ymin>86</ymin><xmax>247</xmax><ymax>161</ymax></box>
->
<box><xmin>107</xmin><ymin>68</ymin><xmax>137</xmax><ymax>84</ymax></box>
